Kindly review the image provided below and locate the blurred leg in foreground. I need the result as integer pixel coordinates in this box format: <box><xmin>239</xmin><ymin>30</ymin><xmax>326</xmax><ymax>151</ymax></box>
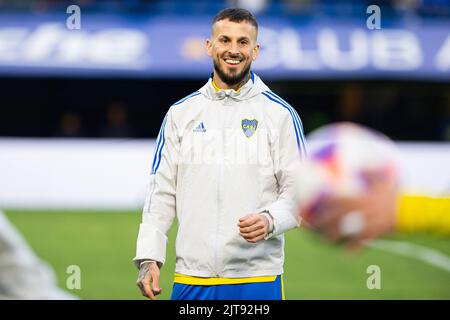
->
<box><xmin>0</xmin><ymin>210</ymin><xmax>77</xmax><ymax>300</ymax></box>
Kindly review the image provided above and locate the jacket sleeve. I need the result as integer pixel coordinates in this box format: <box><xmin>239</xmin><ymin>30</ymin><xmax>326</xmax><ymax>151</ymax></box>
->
<box><xmin>133</xmin><ymin>108</ymin><xmax>179</xmax><ymax>267</ymax></box>
<box><xmin>262</xmin><ymin>109</ymin><xmax>306</xmax><ymax>238</ymax></box>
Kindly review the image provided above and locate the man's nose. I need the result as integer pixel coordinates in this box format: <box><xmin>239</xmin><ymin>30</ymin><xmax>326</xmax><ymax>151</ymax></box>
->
<box><xmin>227</xmin><ymin>42</ymin><xmax>240</xmax><ymax>55</ymax></box>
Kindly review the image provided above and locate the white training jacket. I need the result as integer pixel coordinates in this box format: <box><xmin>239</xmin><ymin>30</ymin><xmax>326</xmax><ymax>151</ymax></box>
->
<box><xmin>134</xmin><ymin>72</ymin><xmax>306</xmax><ymax>278</ymax></box>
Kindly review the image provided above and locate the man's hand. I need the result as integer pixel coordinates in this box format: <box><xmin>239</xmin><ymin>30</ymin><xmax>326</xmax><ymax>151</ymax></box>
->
<box><xmin>136</xmin><ymin>260</ymin><xmax>162</xmax><ymax>300</ymax></box>
<box><xmin>238</xmin><ymin>213</ymin><xmax>270</xmax><ymax>243</ymax></box>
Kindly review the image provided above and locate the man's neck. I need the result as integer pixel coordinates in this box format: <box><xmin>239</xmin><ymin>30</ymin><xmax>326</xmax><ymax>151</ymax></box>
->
<box><xmin>212</xmin><ymin>72</ymin><xmax>250</xmax><ymax>91</ymax></box>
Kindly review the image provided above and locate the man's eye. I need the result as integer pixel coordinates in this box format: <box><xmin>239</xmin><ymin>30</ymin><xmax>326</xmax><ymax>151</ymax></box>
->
<box><xmin>221</xmin><ymin>38</ymin><xmax>228</xmax><ymax>43</ymax></box>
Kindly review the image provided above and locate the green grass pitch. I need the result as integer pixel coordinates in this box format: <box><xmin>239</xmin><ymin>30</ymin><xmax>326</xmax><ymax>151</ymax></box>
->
<box><xmin>4</xmin><ymin>209</ymin><xmax>450</xmax><ymax>300</ymax></box>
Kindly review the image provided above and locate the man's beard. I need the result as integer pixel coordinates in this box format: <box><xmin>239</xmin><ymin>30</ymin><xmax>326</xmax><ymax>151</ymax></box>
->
<box><xmin>213</xmin><ymin>59</ymin><xmax>251</xmax><ymax>87</ymax></box>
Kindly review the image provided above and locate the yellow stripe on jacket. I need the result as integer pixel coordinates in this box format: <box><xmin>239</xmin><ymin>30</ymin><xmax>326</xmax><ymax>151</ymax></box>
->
<box><xmin>174</xmin><ymin>273</ymin><xmax>278</xmax><ymax>286</ymax></box>
<box><xmin>212</xmin><ymin>79</ymin><xmax>241</xmax><ymax>93</ymax></box>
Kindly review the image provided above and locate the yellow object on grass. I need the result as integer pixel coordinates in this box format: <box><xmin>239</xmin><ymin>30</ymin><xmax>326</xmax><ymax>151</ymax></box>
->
<box><xmin>397</xmin><ymin>194</ymin><xmax>450</xmax><ymax>235</ymax></box>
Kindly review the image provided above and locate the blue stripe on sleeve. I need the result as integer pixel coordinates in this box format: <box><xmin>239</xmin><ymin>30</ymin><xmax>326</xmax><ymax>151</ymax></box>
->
<box><xmin>265</xmin><ymin>91</ymin><xmax>306</xmax><ymax>148</ymax></box>
<box><xmin>150</xmin><ymin>119</ymin><xmax>164</xmax><ymax>173</ymax></box>
<box><xmin>151</xmin><ymin>91</ymin><xmax>200</xmax><ymax>175</ymax></box>
<box><xmin>267</xmin><ymin>91</ymin><xmax>305</xmax><ymax>133</ymax></box>
<box><xmin>265</xmin><ymin>91</ymin><xmax>306</xmax><ymax>153</ymax></box>
<box><xmin>262</xmin><ymin>91</ymin><xmax>306</xmax><ymax>156</ymax></box>
<box><xmin>151</xmin><ymin>114</ymin><xmax>168</xmax><ymax>175</ymax></box>
<box><xmin>173</xmin><ymin>91</ymin><xmax>200</xmax><ymax>105</ymax></box>
<box><xmin>153</xmin><ymin>124</ymin><xmax>166</xmax><ymax>174</ymax></box>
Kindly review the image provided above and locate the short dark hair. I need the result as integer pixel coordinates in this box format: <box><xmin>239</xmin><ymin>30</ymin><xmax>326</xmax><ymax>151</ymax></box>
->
<box><xmin>212</xmin><ymin>8</ymin><xmax>258</xmax><ymax>31</ymax></box>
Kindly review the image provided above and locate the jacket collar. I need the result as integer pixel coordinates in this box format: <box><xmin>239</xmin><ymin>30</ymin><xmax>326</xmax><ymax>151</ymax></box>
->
<box><xmin>199</xmin><ymin>71</ymin><xmax>268</xmax><ymax>101</ymax></box>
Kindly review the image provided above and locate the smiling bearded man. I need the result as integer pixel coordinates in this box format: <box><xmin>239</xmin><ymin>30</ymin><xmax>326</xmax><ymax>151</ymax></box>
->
<box><xmin>134</xmin><ymin>8</ymin><xmax>306</xmax><ymax>300</ymax></box>
<box><xmin>208</xmin><ymin>13</ymin><xmax>256</xmax><ymax>88</ymax></box>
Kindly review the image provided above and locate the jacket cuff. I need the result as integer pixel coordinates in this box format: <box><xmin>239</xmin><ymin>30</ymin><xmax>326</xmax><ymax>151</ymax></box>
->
<box><xmin>136</xmin><ymin>259</ymin><xmax>162</xmax><ymax>270</ymax></box>
<box><xmin>259</xmin><ymin>210</ymin><xmax>275</xmax><ymax>240</ymax></box>
<box><xmin>261</xmin><ymin>199</ymin><xmax>300</xmax><ymax>238</ymax></box>
<box><xmin>133</xmin><ymin>223</ymin><xmax>167</xmax><ymax>269</ymax></box>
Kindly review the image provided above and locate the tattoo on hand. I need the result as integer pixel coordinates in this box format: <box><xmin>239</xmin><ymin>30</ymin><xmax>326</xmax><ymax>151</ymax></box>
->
<box><xmin>137</xmin><ymin>261</ymin><xmax>152</xmax><ymax>283</ymax></box>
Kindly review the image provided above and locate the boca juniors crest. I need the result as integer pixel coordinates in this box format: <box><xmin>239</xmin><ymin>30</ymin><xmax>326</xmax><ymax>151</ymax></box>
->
<box><xmin>241</xmin><ymin>119</ymin><xmax>258</xmax><ymax>138</ymax></box>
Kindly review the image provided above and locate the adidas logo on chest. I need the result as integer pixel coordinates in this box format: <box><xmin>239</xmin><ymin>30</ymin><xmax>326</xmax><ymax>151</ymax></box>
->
<box><xmin>193</xmin><ymin>122</ymin><xmax>207</xmax><ymax>133</ymax></box>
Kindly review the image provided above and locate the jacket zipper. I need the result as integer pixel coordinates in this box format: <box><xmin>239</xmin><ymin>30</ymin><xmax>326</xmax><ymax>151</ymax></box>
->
<box><xmin>214</xmin><ymin>102</ymin><xmax>224</xmax><ymax>277</ymax></box>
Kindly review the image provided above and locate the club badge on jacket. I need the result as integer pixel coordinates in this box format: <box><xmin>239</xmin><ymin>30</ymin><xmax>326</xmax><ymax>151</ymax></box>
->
<box><xmin>241</xmin><ymin>119</ymin><xmax>258</xmax><ymax>138</ymax></box>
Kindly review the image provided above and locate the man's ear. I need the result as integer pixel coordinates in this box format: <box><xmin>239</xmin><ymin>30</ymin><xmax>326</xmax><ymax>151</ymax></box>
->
<box><xmin>252</xmin><ymin>43</ymin><xmax>260</xmax><ymax>61</ymax></box>
<box><xmin>206</xmin><ymin>39</ymin><xmax>213</xmax><ymax>57</ymax></box>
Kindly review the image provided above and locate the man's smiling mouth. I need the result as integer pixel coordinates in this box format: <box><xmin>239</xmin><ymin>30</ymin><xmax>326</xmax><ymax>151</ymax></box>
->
<box><xmin>223</xmin><ymin>58</ymin><xmax>242</xmax><ymax>65</ymax></box>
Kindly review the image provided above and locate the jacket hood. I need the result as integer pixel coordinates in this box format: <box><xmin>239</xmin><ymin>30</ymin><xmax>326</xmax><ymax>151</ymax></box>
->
<box><xmin>199</xmin><ymin>71</ymin><xmax>270</xmax><ymax>102</ymax></box>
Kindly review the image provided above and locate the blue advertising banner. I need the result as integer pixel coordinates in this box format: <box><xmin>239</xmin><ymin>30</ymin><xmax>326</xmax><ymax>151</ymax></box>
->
<box><xmin>0</xmin><ymin>13</ymin><xmax>449</xmax><ymax>80</ymax></box>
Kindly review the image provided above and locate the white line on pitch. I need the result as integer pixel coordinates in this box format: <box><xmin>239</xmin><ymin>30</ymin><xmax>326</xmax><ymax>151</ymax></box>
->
<box><xmin>366</xmin><ymin>239</ymin><xmax>450</xmax><ymax>273</ymax></box>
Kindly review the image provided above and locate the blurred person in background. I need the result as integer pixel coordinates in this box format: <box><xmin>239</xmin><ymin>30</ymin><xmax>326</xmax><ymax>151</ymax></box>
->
<box><xmin>337</xmin><ymin>84</ymin><xmax>363</xmax><ymax>123</ymax></box>
<box><xmin>134</xmin><ymin>8</ymin><xmax>305</xmax><ymax>300</ymax></box>
<box><xmin>0</xmin><ymin>210</ymin><xmax>76</xmax><ymax>299</ymax></box>
<box><xmin>54</xmin><ymin>111</ymin><xmax>85</xmax><ymax>138</ymax></box>
<box><xmin>99</xmin><ymin>101</ymin><xmax>136</xmax><ymax>138</ymax></box>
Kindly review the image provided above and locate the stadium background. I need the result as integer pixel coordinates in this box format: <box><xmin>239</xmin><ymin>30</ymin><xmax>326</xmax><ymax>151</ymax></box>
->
<box><xmin>0</xmin><ymin>0</ymin><xmax>449</xmax><ymax>299</ymax></box>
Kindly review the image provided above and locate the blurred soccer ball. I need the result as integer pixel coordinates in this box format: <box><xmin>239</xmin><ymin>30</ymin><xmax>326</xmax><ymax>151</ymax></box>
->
<box><xmin>297</xmin><ymin>122</ymin><xmax>399</xmax><ymax>229</ymax></box>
